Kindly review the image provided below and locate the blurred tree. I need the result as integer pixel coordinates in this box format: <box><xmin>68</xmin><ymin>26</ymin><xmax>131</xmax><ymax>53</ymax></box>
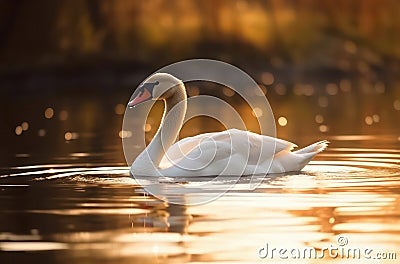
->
<box><xmin>0</xmin><ymin>0</ymin><xmax>399</xmax><ymax>70</ymax></box>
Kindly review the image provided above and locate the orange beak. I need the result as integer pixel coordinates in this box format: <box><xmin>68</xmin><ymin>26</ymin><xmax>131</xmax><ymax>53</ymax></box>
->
<box><xmin>128</xmin><ymin>88</ymin><xmax>152</xmax><ymax>107</ymax></box>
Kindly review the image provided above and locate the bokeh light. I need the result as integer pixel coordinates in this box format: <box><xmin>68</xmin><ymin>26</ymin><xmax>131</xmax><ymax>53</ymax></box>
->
<box><xmin>38</xmin><ymin>129</ymin><xmax>46</xmax><ymax>137</ymax></box>
<box><xmin>274</xmin><ymin>83</ymin><xmax>286</xmax><ymax>95</ymax></box>
<box><xmin>326</xmin><ymin>83</ymin><xmax>338</xmax><ymax>96</ymax></box>
<box><xmin>119</xmin><ymin>130</ymin><xmax>132</xmax><ymax>139</ymax></box>
<box><xmin>319</xmin><ymin>125</ymin><xmax>328</xmax><ymax>133</ymax></box>
<box><xmin>45</xmin><ymin>108</ymin><xmax>54</xmax><ymax>119</ymax></box>
<box><xmin>115</xmin><ymin>104</ymin><xmax>125</xmax><ymax>115</ymax></box>
<box><xmin>278</xmin><ymin>116</ymin><xmax>287</xmax><ymax>127</ymax></box>
<box><xmin>394</xmin><ymin>100</ymin><xmax>400</xmax><ymax>111</ymax></box>
<box><xmin>64</xmin><ymin>132</ymin><xmax>78</xmax><ymax>141</ymax></box>
<box><xmin>15</xmin><ymin>126</ymin><xmax>23</xmax><ymax>136</ymax></box>
<box><xmin>144</xmin><ymin>124</ymin><xmax>152</xmax><ymax>132</ymax></box>
<box><xmin>222</xmin><ymin>87</ymin><xmax>235</xmax><ymax>97</ymax></box>
<box><xmin>252</xmin><ymin>107</ymin><xmax>263</xmax><ymax>118</ymax></box>
<box><xmin>315</xmin><ymin>114</ymin><xmax>324</xmax><ymax>124</ymax></box>
<box><xmin>64</xmin><ymin>132</ymin><xmax>72</xmax><ymax>141</ymax></box>
<box><xmin>261</xmin><ymin>72</ymin><xmax>274</xmax><ymax>86</ymax></box>
<box><xmin>21</xmin><ymin>122</ymin><xmax>29</xmax><ymax>131</ymax></box>
<box><xmin>365</xmin><ymin>116</ymin><xmax>373</xmax><ymax>125</ymax></box>
<box><xmin>372</xmin><ymin>114</ymin><xmax>380</xmax><ymax>123</ymax></box>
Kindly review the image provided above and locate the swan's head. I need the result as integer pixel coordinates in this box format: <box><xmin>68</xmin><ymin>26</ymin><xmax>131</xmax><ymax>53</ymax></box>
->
<box><xmin>128</xmin><ymin>73</ymin><xmax>183</xmax><ymax>107</ymax></box>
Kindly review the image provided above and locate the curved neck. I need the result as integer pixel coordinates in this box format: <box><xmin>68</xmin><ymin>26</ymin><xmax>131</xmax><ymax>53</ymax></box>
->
<box><xmin>134</xmin><ymin>84</ymin><xmax>187</xmax><ymax>174</ymax></box>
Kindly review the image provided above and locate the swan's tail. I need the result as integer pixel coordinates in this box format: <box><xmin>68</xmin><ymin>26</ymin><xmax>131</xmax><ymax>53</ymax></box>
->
<box><xmin>268</xmin><ymin>140</ymin><xmax>328</xmax><ymax>173</ymax></box>
<box><xmin>288</xmin><ymin>140</ymin><xmax>329</xmax><ymax>171</ymax></box>
<box><xmin>294</xmin><ymin>140</ymin><xmax>329</xmax><ymax>155</ymax></box>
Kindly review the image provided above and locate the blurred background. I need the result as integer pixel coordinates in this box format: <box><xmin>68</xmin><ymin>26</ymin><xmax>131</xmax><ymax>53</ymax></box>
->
<box><xmin>1</xmin><ymin>0</ymin><xmax>400</xmax><ymax>167</ymax></box>
<box><xmin>0</xmin><ymin>2</ymin><xmax>400</xmax><ymax>263</ymax></box>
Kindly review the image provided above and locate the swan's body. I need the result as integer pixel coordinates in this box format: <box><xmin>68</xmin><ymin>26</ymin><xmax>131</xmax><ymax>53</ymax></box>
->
<box><xmin>129</xmin><ymin>73</ymin><xmax>327</xmax><ymax>177</ymax></box>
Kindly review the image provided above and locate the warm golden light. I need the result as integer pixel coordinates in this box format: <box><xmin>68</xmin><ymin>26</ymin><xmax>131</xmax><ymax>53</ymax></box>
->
<box><xmin>2</xmin><ymin>2</ymin><xmax>400</xmax><ymax>262</ymax></box>
<box><xmin>114</xmin><ymin>104</ymin><xmax>125</xmax><ymax>115</ymax></box>
<box><xmin>144</xmin><ymin>124</ymin><xmax>152</xmax><ymax>132</ymax></box>
<box><xmin>293</xmin><ymin>84</ymin><xmax>314</xmax><ymax>96</ymax></box>
<box><xmin>64</xmin><ymin>132</ymin><xmax>72</xmax><ymax>141</ymax></box>
<box><xmin>15</xmin><ymin>126</ymin><xmax>23</xmax><ymax>135</ymax></box>
<box><xmin>44</xmin><ymin>108</ymin><xmax>54</xmax><ymax>119</ymax></box>
<box><xmin>222</xmin><ymin>87</ymin><xmax>235</xmax><ymax>97</ymax></box>
<box><xmin>365</xmin><ymin>116</ymin><xmax>373</xmax><ymax>125</ymax></box>
<box><xmin>315</xmin><ymin>114</ymin><xmax>324</xmax><ymax>124</ymax></box>
<box><xmin>119</xmin><ymin>130</ymin><xmax>132</xmax><ymax>139</ymax></box>
<box><xmin>304</xmin><ymin>85</ymin><xmax>314</xmax><ymax>96</ymax></box>
<box><xmin>326</xmin><ymin>83</ymin><xmax>338</xmax><ymax>95</ymax></box>
<box><xmin>372</xmin><ymin>114</ymin><xmax>380</xmax><ymax>123</ymax></box>
<box><xmin>394</xmin><ymin>100</ymin><xmax>400</xmax><ymax>111</ymax></box>
<box><xmin>252</xmin><ymin>107</ymin><xmax>263</xmax><ymax>118</ymax></box>
<box><xmin>319</xmin><ymin>124</ymin><xmax>328</xmax><ymax>132</ymax></box>
<box><xmin>278</xmin><ymin>116</ymin><xmax>287</xmax><ymax>126</ymax></box>
<box><xmin>21</xmin><ymin>122</ymin><xmax>29</xmax><ymax>131</ymax></box>
<box><xmin>261</xmin><ymin>72</ymin><xmax>274</xmax><ymax>86</ymax></box>
<box><xmin>64</xmin><ymin>132</ymin><xmax>78</xmax><ymax>141</ymax></box>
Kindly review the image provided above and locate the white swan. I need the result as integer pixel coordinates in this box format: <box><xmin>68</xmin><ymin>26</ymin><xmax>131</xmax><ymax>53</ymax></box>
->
<box><xmin>129</xmin><ymin>73</ymin><xmax>328</xmax><ymax>177</ymax></box>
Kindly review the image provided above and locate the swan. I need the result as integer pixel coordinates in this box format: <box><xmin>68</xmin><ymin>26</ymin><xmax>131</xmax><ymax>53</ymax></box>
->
<box><xmin>128</xmin><ymin>73</ymin><xmax>328</xmax><ymax>177</ymax></box>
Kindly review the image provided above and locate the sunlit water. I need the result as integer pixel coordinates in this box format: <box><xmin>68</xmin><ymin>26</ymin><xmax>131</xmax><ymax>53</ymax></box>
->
<box><xmin>1</xmin><ymin>81</ymin><xmax>400</xmax><ymax>263</ymax></box>
<box><xmin>1</xmin><ymin>136</ymin><xmax>399</xmax><ymax>263</ymax></box>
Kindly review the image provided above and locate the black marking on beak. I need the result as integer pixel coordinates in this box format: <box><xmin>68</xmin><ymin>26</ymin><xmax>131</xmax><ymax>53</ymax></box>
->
<box><xmin>128</xmin><ymin>81</ymin><xmax>159</xmax><ymax>107</ymax></box>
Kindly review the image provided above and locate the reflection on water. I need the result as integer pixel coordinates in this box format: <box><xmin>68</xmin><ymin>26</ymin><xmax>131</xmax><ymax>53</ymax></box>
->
<box><xmin>0</xmin><ymin>140</ymin><xmax>399</xmax><ymax>263</ymax></box>
<box><xmin>1</xmin><ymin>79</ymin><xmax>400</xmax><ymax>262</ymax></box>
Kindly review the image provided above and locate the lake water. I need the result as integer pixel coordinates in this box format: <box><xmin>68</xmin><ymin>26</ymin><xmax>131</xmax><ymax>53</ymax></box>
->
<box><xmin>1</xmin><ymin>81</ymin><xmax>399</xmax><ymax>263</ymax></box>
